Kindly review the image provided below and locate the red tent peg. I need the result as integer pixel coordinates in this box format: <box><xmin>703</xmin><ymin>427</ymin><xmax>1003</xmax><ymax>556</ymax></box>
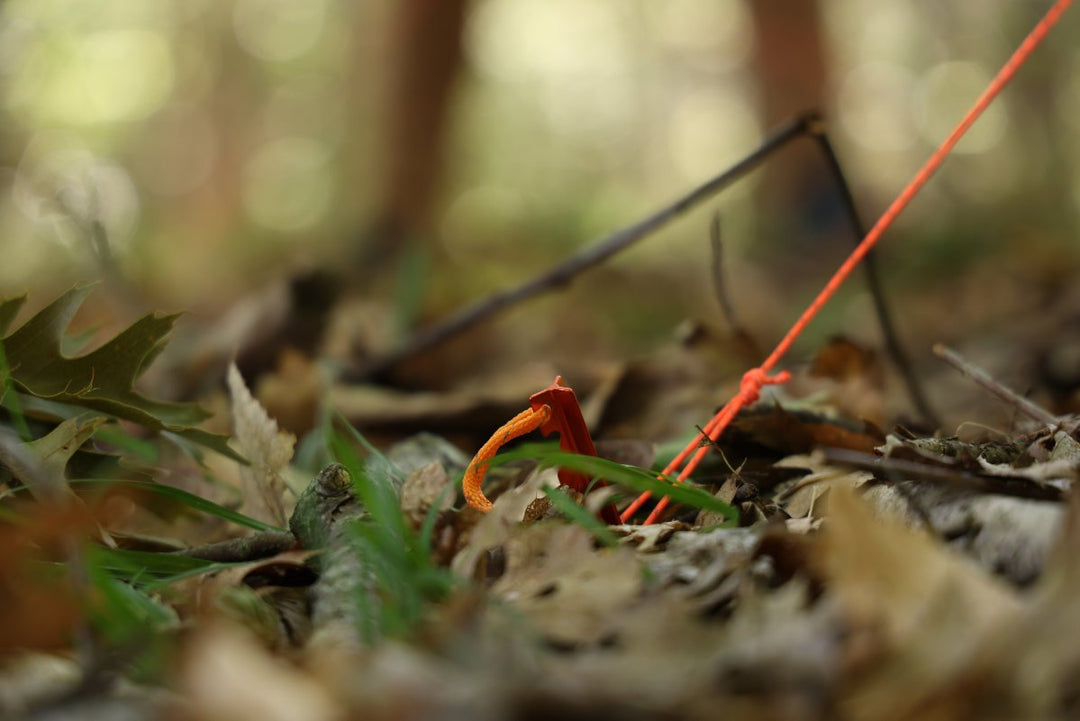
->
<box><xmin>529</xmin><ymin>376</ymin><xmax>621</xmax><ymax>524</ymax></box>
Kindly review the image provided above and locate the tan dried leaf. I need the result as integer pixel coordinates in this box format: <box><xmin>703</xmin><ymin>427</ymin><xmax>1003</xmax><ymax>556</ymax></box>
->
<box><xmin>227</xmin><ymin>363</ymin><xmax>295</xmax><ymax>527</ymax></box>
<box><xmin>182</xmin><ymin>623</ymin><xmax>340</xmax><ymax>721</ymax></box>
<box><xmin>451</xmin><ymin>466</ymin><xmax>557</xmax><ymax>579</ymax></box>
<box><xmin>819</xmin><ymin>489</ymin><xmax>1022</xmax><ymax>720</ymax></box>
<box><xmin>489</xmin><ymin>522</ymin><xmax>641</xmax><ymax>647</ymax></box>
<box><xmin>400</xmin><ymin>461</ymin><xmax>455</xmax><ymax>528</ymax></box>
<box><xmin>775</xmin><ymin>452</ymin><xmax>873</xmax><ymax>519</ymax></box>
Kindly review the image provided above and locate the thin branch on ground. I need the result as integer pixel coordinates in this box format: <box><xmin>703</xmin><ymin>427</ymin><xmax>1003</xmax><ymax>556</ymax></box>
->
<box><xmin>708</xmin><ymin>215</ymin><xmax>761</xmax><ymax>358</ymax></box>
<box><xmin>174</xmin><ymin>531</ymin><xmax>298</xmax><ymax>563</ymax></box>
<box><xmin>933</xmin><ymin>343</ymin><xmax>1058</xmax><ymax>427</ymax></box>
<box><xmin>352</xmin><ymin>113</ymin><xmax>819</xmax><ymax>380</ymax></box>
<box><xmin>353</xmin><ymin>111</ymin><xmax>937</xmax><ymax>410</ymax></box>
<box><xmin>808</xmin><ymin>120</ymin><xmax>940</xmax><ymax>427</ymax></box>
<box><xmin>822</xmin><ymin>447</ymin><xmax>1063</xmax><ymax>502</ymax></box>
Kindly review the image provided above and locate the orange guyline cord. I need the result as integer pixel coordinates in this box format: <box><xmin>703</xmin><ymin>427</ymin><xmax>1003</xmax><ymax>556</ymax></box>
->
<box><xmin>463</xmin><ymin>0</ymin><xmax>1072</xmax><ymax>524</ymax></box>
<box><xmin>622</xmin><ymin>0</ymin><xmax>1073</xmax><ymax>525</ymax></box>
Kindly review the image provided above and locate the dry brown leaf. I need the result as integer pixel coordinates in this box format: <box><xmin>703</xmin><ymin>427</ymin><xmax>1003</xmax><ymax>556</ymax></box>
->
<box><xmin>180</xmin><ymin>623</ymin><xmax>341</xmax><ymax>721</ymax></box>
<box><xmin>804</xmin><ymin>336</ymin><xmax>887</xmax><ymax>426</ymax></box>
<box><xmin>775</xmin><ymin>452</ymin><xmax>874</xmax><ymax>520</ymax></box>
<box><xmin>0</xmin><ymin>653</ymin><xmax>82</xmax><ymax>717</ymax></box>
<box><xmin>733</xmin><ymin>404</ymin><xmax>885</xmax><ymax>457</ymax></box>
<box><xmin>489</xmin><ymin>522</ymin><xmax>641</xmax><ymax>648</ymax></box>
<box><xmin>255</xmin><ymin>348</ymin><xmax>323</xmax><ymax>436</ymax></box>
<box><xmin>820</xmin><ymin>488</ymin><xmax>1020</xmax><ymax>642</ymax></box>
<box><xmin>400</xmin><ymin>461</ymin><xmax>455</xmax><ymax>528</ymax></box>
<box><xmin>954</xmin><ymin>494</ymin><xmax>1080</xmax><ymax>716</ymax></box>
<box><xmin>227</xmin><ymin>363</ymin><xmax>295</xmax><ymax>527</ymax></box>
<box><xmin>451</xmin><ymin>466</ymin><xmax>557</xmax><ymax>580</ymax></box>
<box><xmin>615</xmin><ymin>521</ymin><xmax>690</xmax><ymax>553</ymax></box>
<box><xmin>818</xmin><ymin>489</ymin><xmax>1022</xmax><ymax>721</ymax></box>
<box><xmin>171</xmin><ymin>549</ymin><xmax>317</xmax><ymax>648</ymax></box>
<box><xmin>330</xmin><ymin>362</ymin><xmax>560</xmax><ymax>430</ymax></box>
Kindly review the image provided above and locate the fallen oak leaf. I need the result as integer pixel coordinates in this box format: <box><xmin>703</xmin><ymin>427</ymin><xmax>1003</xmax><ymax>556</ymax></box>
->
<box><xmin>815</xmin><ymin>488</ymin><xmax>1021</xmax><ymax>719</ymax></box>
<box><xmin>488</xmin><ymin>522</ymin><xmax>641</xmax><ymax>649</ymax></box>
<box><xmin>2</xmin><ymin>286</ymin><xmax>240</xmax><ymax>461</ymax></box>
<box><xmin>400</xmin><ymin>461</ymin><xmax>455</xmax><ymax>529</ymax></box>
<box><xmin>228</xmin><ymin>363</ymin><xmax>294</xmax><ymax>527</ymax></box>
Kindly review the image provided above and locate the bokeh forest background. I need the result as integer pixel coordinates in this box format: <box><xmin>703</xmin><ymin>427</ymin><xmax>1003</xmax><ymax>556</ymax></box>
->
<box><xmin>2</xmin><ymin>0</ymin><xmax>1079</xmax><ymax>423</ymax></box>
<box><xmin>5</xmin><ymin>2</ymin><xmax>1080</xmax><ymax>718</ymax></box>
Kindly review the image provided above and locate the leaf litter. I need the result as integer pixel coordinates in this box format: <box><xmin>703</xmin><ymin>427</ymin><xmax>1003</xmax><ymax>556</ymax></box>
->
<box><xmin>4</xmin><ymin>7</ymin><xmax>1080</xmax><ymax>709</ymax></box>
<box><xmin>7</xmin><ymin>290</ymin><xmax>1080</xmax><ymax>720</ymax></box>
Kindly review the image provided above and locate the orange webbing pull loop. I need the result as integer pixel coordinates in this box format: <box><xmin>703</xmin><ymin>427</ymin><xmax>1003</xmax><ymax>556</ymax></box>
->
<box><xmin>463</xmin><ymin>405</ymin><xmax>551</xmax><ymax>512</ymax></box>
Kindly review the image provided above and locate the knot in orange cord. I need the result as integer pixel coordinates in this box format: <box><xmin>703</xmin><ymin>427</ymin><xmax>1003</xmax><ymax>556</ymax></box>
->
<box><xmin>739</xmin><ymin>367</ymin><xmax>791</xmax><ymax>404</ymax></box>
<box><xmin>463</xmin><ymin>405</ymin><xmax>551</xmax><ymax>512</ymax></box>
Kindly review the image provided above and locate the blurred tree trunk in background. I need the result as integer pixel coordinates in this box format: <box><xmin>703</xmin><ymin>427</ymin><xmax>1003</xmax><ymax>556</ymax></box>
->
<box><xmin>365</xmin><ymin>0</ymin><xmax>468</xmax><ymax>270</ymax></box>
<box><xmin>750</xmin><ymin>0</ymin><xmax>827</xmax><ymax>123</ymax></box>
<box><xmin>748</xmin><ymin>0</ymin><xmax>842</xmax><ymax>261</ymax></box>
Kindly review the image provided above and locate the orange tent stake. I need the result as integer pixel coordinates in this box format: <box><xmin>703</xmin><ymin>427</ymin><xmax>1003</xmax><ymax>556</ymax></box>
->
<box><xmin>463</xmin><ymin>376</ymin><xmax>621</xmax><ymax>524</ymax></box>
<box><xmin>529</xmin><ymin>377</ymin><xmax>621</xmax><ymax>524</ymax></box>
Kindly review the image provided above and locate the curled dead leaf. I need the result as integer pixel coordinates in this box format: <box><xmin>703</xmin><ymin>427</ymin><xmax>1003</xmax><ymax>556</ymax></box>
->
<box><xmin>227</xmin><ymin>363</ymin><xmax>295</xmax><ymax>527</ymax></box>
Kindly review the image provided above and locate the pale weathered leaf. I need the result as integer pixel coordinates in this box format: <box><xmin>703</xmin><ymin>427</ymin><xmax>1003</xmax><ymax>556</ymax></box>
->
<box><xmin>182</xmin><ymin>624</ymin><xmax>341</xmax><ymax>721</ymax></box>
<box><xmin>400</xmin><ymin>461</ymin><xmax>454</xmax><ymax>528</ymax></box>
<box><xmin>819</xmin><ymin>488</ymin><xmax>1022</xmax><ymax>720</ymax></box>
<box><xmin>227</xmin><ymin>363</ymin><xmax>295</xmax><ymax>527</ymax></box>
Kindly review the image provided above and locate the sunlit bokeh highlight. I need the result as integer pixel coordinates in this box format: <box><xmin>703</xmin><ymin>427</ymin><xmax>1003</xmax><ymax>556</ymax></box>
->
<box><xmin>0</xmin><ymin>0</ymin><xmax>1072</xmax><ymax>318</ymax></box>
<box><xmin>233</xmin><ymin>0</ymin><xmax>328</xmax><ymax>62</ymax></box>
<box><xmin>243</xmin><ymin>137</ymin><xmax>334</xmax><ymax>233</ymax></box>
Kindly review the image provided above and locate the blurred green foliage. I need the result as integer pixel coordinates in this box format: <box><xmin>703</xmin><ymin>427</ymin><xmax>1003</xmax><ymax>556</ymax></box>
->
<box><xmin>0</xmin><ymin>0</ymin><xmax>1075</xmax><ymax>357</ymax></box>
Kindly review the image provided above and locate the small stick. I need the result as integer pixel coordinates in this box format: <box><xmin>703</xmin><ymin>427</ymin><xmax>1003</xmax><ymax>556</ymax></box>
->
<box><xmin>823</xmin><ymin>447</ymin><xmax>1063</xmax><ymax>502</ymax></box>
<box><xmin>808</xmin><ymin>120</ymin><xmax>940</xmax><ymax>427</ymax></box>
<box><xmin>709</xmin><ymin>215</ymin><xmax>741</xmax><ymax>333</ymax></box>
<box><xmin>174</xmin><ymin>531</ymin><xmax>297</xmax><ymax>563</ymax></box>
<box><xmin>932</xmin><ymin>343</ymin><xmax>1058</xmax><ymax>427</ymax></box>
<box><xmin>54</xmin><ymin>189</ymin><xmax>144</xmax><ymax>317</ymax></box>
<box><xmin>352</xmin><ymin>113</ymin><xmax>819</xmax><ymax>380</ymax></box>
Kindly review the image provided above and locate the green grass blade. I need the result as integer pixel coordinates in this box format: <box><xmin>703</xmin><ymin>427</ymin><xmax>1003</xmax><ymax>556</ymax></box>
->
<box><xmin>68</xmin><ymin>478</ymin><xmax>285</xmax><ymax>532</ymax></box>
<box><xmin>329</xmin><ymin>426</ymin><xmax>404</xmax><ymax>536</ymax></box>
<box><xmin>541</xmin><ymin>486</ymin><xmax>621</xmax><ymax>547</ymax></box>
<box><xmin>89</xmin><ymin>547</ymin><xmax>236</xmax><ymax>589</ymax></box>
<box><xmin>416</xmin><ymin>483</ymin><xmax>452</xmax><ymax>563</ymax></box>
<box><xmin>494</xmin><ymin>444</ymin><xmax>737</xmax><ymax>522</ymax></box>
<box><xmin>335</xmin><ymin>412</ymin><xmax>404</xmax><ymax>486</ymax></box>
<box><xmin>92</xmin><ymin>425</ymin><xmax>159</xmax><ymax>463</ymax></box>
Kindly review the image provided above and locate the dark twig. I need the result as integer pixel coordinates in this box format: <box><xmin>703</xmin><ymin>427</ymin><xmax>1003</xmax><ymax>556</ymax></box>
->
<box><xmin>708</xmin><ymin>215</ymin><xmax>763</xmax><ymax>359</ymax></box>
<box><xmin>355</xmin><ymin>112</ymin><xmax>938</xmax><ymax>405</ymax></box>
<box><xmin>174</xmin><ymin>530</ymin><xmax>297</xmax><ymax>563</ymax></box>
<box><xmin>54</xmin><ymin>188</ymin><xmax>144</xmax><ymax>316</ymax></box>
<box><xmin>933</xmin><ymin>343</ymin><xmax>1058</xmax><ymax>427</ymax></box>
<box><xmin>709</xmin><ymin>215</ymin><xmax>741</xmax><ymax>332</ymax></box>
<box><xmin>807</xmin><ymin>120</ymin><xmax>940</xmax><ymax>427</ymax></box>
<box><xmin>822</xmin><ymin>447</ymin><xmax>1063</xmax><ymax>502</ymax></box>
<box><xmin>353</xmin><ymin>113</ymin><xmax>819</xmax><ymax>380</ymax></box>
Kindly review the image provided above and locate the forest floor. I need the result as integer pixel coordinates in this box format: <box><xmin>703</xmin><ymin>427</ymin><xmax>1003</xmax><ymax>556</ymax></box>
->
<box><xmin>4</xmin><ymin>248</ymin><xmax>1080</xmax><ymax>721</ymax></box>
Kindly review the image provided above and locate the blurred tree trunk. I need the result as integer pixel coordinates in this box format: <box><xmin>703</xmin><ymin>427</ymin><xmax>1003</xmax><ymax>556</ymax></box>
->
<box><xmin>748</xmin><ymin>0</ymin><xmax>841</xmax><ymax>260</ymax></box>
<box><xmin>364</xmin><ymin>0</ymin><xmax>468</xmax><ymax>267</ymax></box>
<box><xmin>750</xmin><ymin>0</ymin><xmax>828</xmax><ymax>125</ymax></box>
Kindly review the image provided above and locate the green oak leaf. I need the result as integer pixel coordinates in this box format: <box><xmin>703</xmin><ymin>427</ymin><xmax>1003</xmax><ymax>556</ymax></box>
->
<box><xmin>2</xmin><ymin>286</ymin><xmax>241</xmax><ymax>461</ymax></box>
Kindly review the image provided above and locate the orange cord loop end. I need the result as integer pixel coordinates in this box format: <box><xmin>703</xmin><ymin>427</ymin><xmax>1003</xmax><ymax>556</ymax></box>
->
<box><xmin>463</xmin><ymin>404</ymin><xmax>552</xmax><ymax>512</ymax></box>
